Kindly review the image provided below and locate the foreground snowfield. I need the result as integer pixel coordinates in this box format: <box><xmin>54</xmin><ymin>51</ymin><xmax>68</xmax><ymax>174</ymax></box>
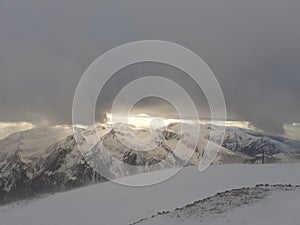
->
<box><xmin>0</xmin><ymin>164</ymin><xmax>300</xmax><ymax>225</ymax></box>
<box><xmin>139</xmin><ymin>188</ymin><xmax>300</xmax><ymax>225</ymax></box>
<box><xmin>210</xmin><ymin>190</ymin><xmax>300</xmax><ymax>225</ymax></box>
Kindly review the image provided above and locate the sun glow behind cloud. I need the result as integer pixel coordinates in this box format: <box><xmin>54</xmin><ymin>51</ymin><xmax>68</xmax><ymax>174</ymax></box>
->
<box><xmin>106</xmin><ymin>113</ymin><xmax>168</xmax><ymax>128</ymax></box>
<box><xmin>106</xmin><ymin>113</ymin><xmax>259</xmax><ymax>130</ymax></box>
<box><xmin>0</xmin><ymin>118</ymin><xmax>299</xmax><ymax>141</ymax></box>
<box><xmin>106</xmin><ymin>113</ymin><xmax>300</xmax><ymax>140</ymax></box>
<box><xmin>283</xmin><ymin>123</ymin><xmax>300</xmax><ymax>140</ymax></box>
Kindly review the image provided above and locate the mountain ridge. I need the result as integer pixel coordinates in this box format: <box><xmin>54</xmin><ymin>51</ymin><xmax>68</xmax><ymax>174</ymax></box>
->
<box><xmin>0</xmin><ymin>123</ymin><xmax>299</xmax><ymax>205</ymax></box>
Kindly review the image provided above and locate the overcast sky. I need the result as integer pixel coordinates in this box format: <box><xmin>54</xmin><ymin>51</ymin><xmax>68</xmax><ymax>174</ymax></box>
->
<box><xmin>0</xmin><ymin>0</ymin><xmax>299</xmax><ymax>134</ymax></box>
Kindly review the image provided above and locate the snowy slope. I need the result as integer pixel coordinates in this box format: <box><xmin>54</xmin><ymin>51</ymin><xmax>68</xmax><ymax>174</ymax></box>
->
<box><xmin>169</xmin><ymin>123</ymin><xmax>299</xmax><ymax>155</ymax></box>
<box><xmin>0</xmin><ymin>164</ymin><xmax>299</xmax><ymax>225</ymax></box>
<box><xmin>83</xmin><ymin>124</ymin><xmax>254</xmax><ymax>180</ymax></box>
<box><xmin>134</xmin><ymin>185</ymin><xmax>300</xmax><ymax>225</ymax></box>
<box><xmin>208</xmin><ymin>190</ymin><xmax>300</xmax><ymax>225</ymax></box>
<box><xmin>0</xmin><ymin>125</ymin><xmax>73</xmax><ymax>163</ymax></box>
<box><xmin>0</xmin><ymin>125</ymin><xmax>109</xmax><ymax>204</ymax></box>
<box><xmin>0</xmin><ymin>123</ymin><xmax>299</xmax><ymax>205</ymax></box>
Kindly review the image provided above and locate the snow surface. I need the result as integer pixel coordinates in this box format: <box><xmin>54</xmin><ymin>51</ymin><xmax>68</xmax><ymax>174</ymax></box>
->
<box><xmin>209</xmin><ymin>190</ymin><xmax>300</xmax><ymax>225</ymax></box>
<box><xmin>136</xmin><ymin>189</ymin><xmax>300</xmax><ymax>225</ymax></box>
<box><xmin>0</xmin><ymin>164</ymin><xmax>299</xmax><ymax>225</ymax></box>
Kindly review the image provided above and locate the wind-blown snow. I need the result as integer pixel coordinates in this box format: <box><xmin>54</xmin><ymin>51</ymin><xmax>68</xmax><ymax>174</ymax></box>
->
<box><xmin>0</xmin><ymin>125</ymin><xmax>73</xmax><ymax>162</ymax></box>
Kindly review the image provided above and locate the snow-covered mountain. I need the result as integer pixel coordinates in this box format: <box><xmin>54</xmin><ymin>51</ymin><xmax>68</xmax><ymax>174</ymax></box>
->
<box><xmin>168</xmin><ymin>123</ymin><xmax>300</xmax><ymax>156</ymax></box>
<box><xmin>0</xmin><ymin>125</ymin><xmax>108</xmax><ymax>205</ymax></box>
<box><xmin>0</xmin><ymin>123</ymin><xmax>299</xmax><ymax>205</ymax></box>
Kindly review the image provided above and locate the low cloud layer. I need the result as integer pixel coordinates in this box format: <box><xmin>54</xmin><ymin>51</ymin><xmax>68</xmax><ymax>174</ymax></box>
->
<box><xmin>283</xmin><ymin>123</ymin><xmax>300</xmax><ymax>140</ymax></box>
<box><xmin>0</xmin><ymin>0</ymin><xmax>299</xmax><ymax>135</ymax></box>
<box><xmin>0</xmin><ymin>122</ymin><xmax>35</xmax><ymax>139</ymax></box>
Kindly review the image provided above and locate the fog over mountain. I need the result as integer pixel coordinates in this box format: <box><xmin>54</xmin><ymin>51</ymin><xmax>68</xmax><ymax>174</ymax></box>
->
<box><xmin>0</xmin><ymin>0</ymin><xmax>300</xmax><ymax>135</ymax></box>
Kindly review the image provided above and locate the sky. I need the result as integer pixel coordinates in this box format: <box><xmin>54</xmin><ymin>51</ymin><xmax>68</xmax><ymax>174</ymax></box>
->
<box><xmin>0</xmin><ymin>0</ymin><xmax>299</xmax><ymax>136</ymax></box>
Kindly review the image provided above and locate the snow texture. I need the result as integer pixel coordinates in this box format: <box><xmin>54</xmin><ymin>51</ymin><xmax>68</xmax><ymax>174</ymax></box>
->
<box><xmin>0</xmin><ymin>164</ymin><xmax>299</xmax><ymax>225</ymax></box>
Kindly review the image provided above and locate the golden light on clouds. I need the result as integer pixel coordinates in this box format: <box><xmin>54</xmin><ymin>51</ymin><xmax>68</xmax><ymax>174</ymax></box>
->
<box><xmin>106</xmin><ymin>113</ymin><xmax>168</xmax><ymax>128</ymax></box>
<box><xmin>283</xmin><ymin>123</ymin><xmax>300</xmax><ymax>140</ymax></box>
<box><xmin>105</xmin><ymin>113</ymin><xmax>260</xmax><ymax>130</ymax></box>
<box><xmin>0</xmin><ymin>122</ymin><xmax>35</xmax><ymax>139</ymax></box>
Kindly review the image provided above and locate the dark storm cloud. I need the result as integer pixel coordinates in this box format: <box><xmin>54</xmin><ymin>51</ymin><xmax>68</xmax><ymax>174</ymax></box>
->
<box><xmin>0</xmin><ymin>0</ymin><xmax>299</xmax><ymax>134</ymax></box>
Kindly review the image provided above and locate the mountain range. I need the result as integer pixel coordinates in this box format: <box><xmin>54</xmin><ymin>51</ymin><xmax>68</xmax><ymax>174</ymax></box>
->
<box><xmin>0</xmin><ymin>123</ymin><xmax>299</xmax><ymax>205</ymax></box>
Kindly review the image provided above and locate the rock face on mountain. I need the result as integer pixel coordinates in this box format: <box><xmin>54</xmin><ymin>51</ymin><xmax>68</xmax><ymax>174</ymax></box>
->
<box><xmin>0</xmin><ymin>123</ymin><xmax>299</xmax><ymax>205</ymax></box>
<box><xmin>0</xmin><ymin>132</ymin><xmax>105</xmax><ymax>205</ymax></box>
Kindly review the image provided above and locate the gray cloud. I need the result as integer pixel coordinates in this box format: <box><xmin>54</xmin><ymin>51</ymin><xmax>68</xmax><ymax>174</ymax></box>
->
<box><xmin>0</xmin><ymin>0</ymin><xmax>299</xmax><ymax>134</ymax></box>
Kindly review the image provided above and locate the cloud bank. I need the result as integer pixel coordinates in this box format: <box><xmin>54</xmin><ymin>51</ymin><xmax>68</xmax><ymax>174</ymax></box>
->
<box><xmin>0</xmin><ymin>0</ymin><xmax>299</xmax><ymax>135</ymax></box>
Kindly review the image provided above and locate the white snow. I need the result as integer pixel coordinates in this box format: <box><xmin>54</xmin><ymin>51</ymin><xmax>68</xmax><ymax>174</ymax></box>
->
<box><xmin>0</xmin><ymin>125</ymin><xmax>73</xmax><ymax>162</ymax></box>
<box><xmin>139</xmin><ymin>189</ymin><xmax>300</xmax><ymax>225</ymax></box>
<box><xmin>209</xmin><ymin>190</ymin><xmax>300</xmax><ymax>225</ymax></box>
<box><xmin>0</xmin><ymin>163</ymin><xmax>299</xmax><ymax>225</ymax></box>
